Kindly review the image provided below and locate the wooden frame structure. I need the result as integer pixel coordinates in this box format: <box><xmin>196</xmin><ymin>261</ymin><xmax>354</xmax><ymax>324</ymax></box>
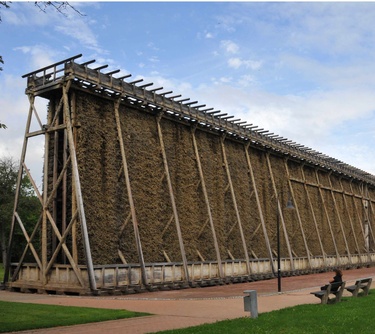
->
<box><xmin>4</xmin><ymin>54</ymin><xmax>375</xmax><ymax>295</ymax></box>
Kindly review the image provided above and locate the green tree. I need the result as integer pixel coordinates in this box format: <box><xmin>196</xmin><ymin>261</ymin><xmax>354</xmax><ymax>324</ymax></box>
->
<box><xmin>0</xmin><ymin>157</ymin><xmax>41</xmax><ymax>266</ymax></box>
<box><xmin>0</xmin><ymin>37</ymin><xmax>3</xmax><ymax>128</ymax></box>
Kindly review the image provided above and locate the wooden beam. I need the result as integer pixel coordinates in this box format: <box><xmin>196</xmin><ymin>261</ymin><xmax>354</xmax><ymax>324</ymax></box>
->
<box><xmin>11</xmin><ymin>214</ymin><xmax>42</xmax><ymax>281</ymax></box>
<box><xmin>45</xmin><ymin>210</ymin><xmax>78</xmax><ymax>276</ymax></box>
<box><xmin>163</xmin><ymin>250</ymin><xmax>171</xmax><ymax>263</ymax></box>
<box><xmin>45</xmin><ymin>210</ymin><xmax>85</xmax><ymax>287</ymax></box>
<box><xmin>14</xmin><ymin>212</ymin><xmax>43</xmax><ymax>271</ymax></box>
<box><xmin>71</xmin><ymin>92</ymin><xmax>78</xmax><ymax>264</ymax></box>
<box><xmin>327</xmin><ymin>172</ymin><xmax>352</xmax><ymax>262</ymax></box>
<box><xmin>22</xmin><ymin>162</ymin><xmax>42</xmax><ymax>203</ymax></box>
<box><xmin>119</xmin><ymin>211</ymin><xmax>132</xmax><ymax>235</ymax></box>
<box><xmin>244</xmin><ymin>144</ymin><xmax>274</xmax><ymax>266</ymax></box>
<box><xmin>300</xmin><ymin>166</ymin><xmax>327</xmax><ymax>265</ymax></box>
<box><xmin>221</xmin><ymin>136</ymin><xmax>251</xmax><ymax>275</ymax></box>
<box><xmin>191</xmin><ymin>127</ymin><xmax>223</xmax><ymax>278</ymax></box>
<box><xmin>227</xmin><ymin>249</ymin><xmax>235</xmax><ymax>260</ymax></box>
<box><xmin>266</xmin><ymin>154</ymin><xmax>294</xmax><ymax>271</ymax></box>
<box><xmin>63</xmin><ymin>82</ymin><xmax>96</xmax><ymax>291</ymax></box>
<box><xmin>289</xmin><ymin>176</ymin><xmax>374</xmax><ymax>202</ymax></box>
<box><xmin>161</xmin><ymin>215</ymin><xmax>174</xmax><ymax>237</ymax></box>
<box><xmin>196</xmin><ymin>249</ymin><xmax>205</xmax><ymax>262</ymax></box>
<box><xmin>315</xmin><ymin>169</ymin><xmax>341</xmax><ymax>264</ymax></box>
<box><xmin>250</xmin><ymin>250</ymin><xmax>258</xmax><ymax>259</ymax></box>
<box><xmin>114</xmin><ymin>99</ymin><xmax>148</xmax><ymax>287</ymax></box>
<box><xmin>284</xmin><ymin>159</ymin><xmax>312</xmax><ymax>269</ymax></box>
<box><xmin>118</xmin><ymin>249</ymin><xmax>127</xmax><ymax>265</ymax></box>
<box><xmin>42</xmin><ymin>95</ymin><xmax>52</xmax><ymax>285</ymax></box>
<box><xmin>157</xmin><ymin>114</ymin><xmax>190</xmax><ymax>283</ymax></box>
<box><xmin>367</xmin><ymin>199</ymin><xmax>375</xmax><ymax>251</ymax></box>
<box><xmin>365</xmin><ymin>186</ymin><xmax>375</xmax><ymax>246</ymax></box>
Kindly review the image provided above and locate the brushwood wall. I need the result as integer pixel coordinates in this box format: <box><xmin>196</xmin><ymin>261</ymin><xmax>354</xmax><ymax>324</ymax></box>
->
<box><xmin>59</xmin><ymin>89</ymin><xmax>375</xmax><ymax>269</ymax></box>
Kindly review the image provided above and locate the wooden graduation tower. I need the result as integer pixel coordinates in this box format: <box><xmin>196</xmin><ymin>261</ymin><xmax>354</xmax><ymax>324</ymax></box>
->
<box><xmin>5</xmin><ymin>54</ymin><xmax>375</xmax><ymax>295</ymax></box>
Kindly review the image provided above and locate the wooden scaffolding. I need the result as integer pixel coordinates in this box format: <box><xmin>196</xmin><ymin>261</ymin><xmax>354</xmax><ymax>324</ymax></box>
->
<box><xmin>4</xmin><ymin>54</ymin><xmax>375</xmax><ymax>295</ymax></box>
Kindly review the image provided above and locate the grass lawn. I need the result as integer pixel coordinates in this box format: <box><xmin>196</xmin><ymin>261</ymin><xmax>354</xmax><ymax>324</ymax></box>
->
<box><xmin>0</xmin><ymin>300</ymin><xmax>150</xmax><ymax>333</ymax></box>
<box><xmin>0</xmin><ymin>285</ymin><xmax>373</xmax><ymax>334</ymax></box>
<box><xmin>157</xmin><ymin>291</ymin><xmax>375</xmax><ymax>334</ymax></box>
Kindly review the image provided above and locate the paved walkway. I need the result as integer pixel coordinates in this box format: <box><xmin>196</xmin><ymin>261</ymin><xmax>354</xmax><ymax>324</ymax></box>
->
<box><xmin>1</xmin><ymin>266</ymin><xmax>374</xmax><ymax>333</ymax></box>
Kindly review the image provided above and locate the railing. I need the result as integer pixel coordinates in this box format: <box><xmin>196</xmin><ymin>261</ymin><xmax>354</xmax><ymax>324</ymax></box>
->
<box><xmin>9</xmin><ymin>253</ymin><xmax>375</xmax><ymax>294</ymax></box>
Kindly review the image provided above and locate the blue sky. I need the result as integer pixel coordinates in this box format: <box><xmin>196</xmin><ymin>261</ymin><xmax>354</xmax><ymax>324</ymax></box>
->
<box><xmin>1</xmin><ymin>1</ymin><xmax>375</xmax><ymax>189</ymax></box>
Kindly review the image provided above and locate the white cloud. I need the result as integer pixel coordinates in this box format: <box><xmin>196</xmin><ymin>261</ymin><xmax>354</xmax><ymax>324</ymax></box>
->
<box><xmin>228</xmin><ymin>58</ymin><xmax>262</xmax><ymax>70</ymax></box>
<box><xmin>2</xmin><ymin>1</ymin><xmax>375</xmax><ymax>179</ymax></box>
<box><xmin>0</xmin><ymin>74</ymin><xmax>46</xmax><ymax>190</ymax></box>
<box><xmin>220</xmin><ymin>40</ymin><xmax>239</xmax><ymax>54</ymax></box>
<box><xmin>3</xmin><ymin>2</ymin><xmax>52</xmax><ymax>26</ymax></box>
<box><xmin>4</xmin><ymin>2</ymin><xmax>104</xmax><ymax>54</ymax></box>
<box><xmin>149</xmin><ymin>56</ymin><xmax>160</xmax><ymax>63</ymax></box>
<box><xmin>14</xmin><ymin>45</ymin><xmax>59</xmax><ymax>70</ymax></box>
<box><xmin>238</xmin><ymin>75</ymin><xmax>256</xmax><ymax>87</ymax></box>
<box><xmin>244</xmin><ymin>60</ymin><xmax>262</xmax><ymax>70</ymax></box>
<box><xmin>147</xmin><ymin>42</ymin><xmax>160</xmax><ymax>51</ymax></box>
<box><xmin>227</xmin><ymin>58</ymin><xmax>242</xmax><ymax>69</ymax></box>
<box><xmin>219</xmin><ymin>76</ymin><xmax>232</xmax><ymax>84</ymax></box>
<box><xmin>172</xmin><ymin>79</ymin><xmax>375</xmax><ymax>174</ymax></box>
<box><xmin>55</xmin><ymin>20</ymin><xmax>100</xmax><ymax>52</ymax></box>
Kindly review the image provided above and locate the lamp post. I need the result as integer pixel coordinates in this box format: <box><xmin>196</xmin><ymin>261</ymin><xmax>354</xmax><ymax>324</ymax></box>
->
<box><xmin>277</xmin><ymin>196</ymin><xmax>294</xmax><ymax>293</ymax></box>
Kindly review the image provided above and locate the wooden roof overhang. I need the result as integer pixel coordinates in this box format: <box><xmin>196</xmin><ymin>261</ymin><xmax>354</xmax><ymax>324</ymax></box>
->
<box><xmin>22</xmin><ymin>54</ymin><xmax>375</xmax><ymax>187</ymax></box>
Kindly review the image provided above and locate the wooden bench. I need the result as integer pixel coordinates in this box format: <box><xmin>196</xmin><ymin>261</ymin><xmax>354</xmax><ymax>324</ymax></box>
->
<box><xmin>310</xmin><ymin>281</ymin><xmax>346</xmax><ymax>304</ymax></box>
<box><xmin>345</xmin><ymin>277</ymin><xmax>372</xmax><ymax>297</ymax></box>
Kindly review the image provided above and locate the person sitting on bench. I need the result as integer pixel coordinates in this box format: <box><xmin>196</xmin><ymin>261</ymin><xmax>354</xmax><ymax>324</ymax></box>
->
<box><xmin>321</xmin><ymin>269</ymin><xmax>343</xmax><ymax>291</ymax></box>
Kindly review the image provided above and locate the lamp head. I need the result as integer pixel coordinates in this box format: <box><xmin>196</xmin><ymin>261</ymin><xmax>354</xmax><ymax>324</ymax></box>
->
<box><xmin>285</xmin><ymin>198</ymin><xmax>295</xmax><ymax>209</ymax></box>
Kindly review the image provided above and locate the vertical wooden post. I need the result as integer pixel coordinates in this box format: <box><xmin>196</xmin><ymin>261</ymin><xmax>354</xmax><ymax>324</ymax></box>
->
<box><xmin>62</xmin><ymin>82</ymin><xmax>96</xmax><ymax>291</ymax></box>
<box><xmin>339</xmin><ymin>178</ymin><xmax>361</xmax><ymax>259</ymax></box>
<box><xmin>220</xmin><ymin>135</ymin><xmax>251</xmax><ymax>275</ymax></box>
<box><xmin>191</xmin><ymin>127</ymin><xmax>223</xmax><ymax>279</ymax></box>
<box><xmin>327</xmin><ymin>172</ymin><xmax>352</xmax><ymax>263</ymax></box>
<box><xmin>42</xmin><ymin>100</ymin><xmax>53</xmax><ymax>284</ymax></box>
<box><xmin>4</xmin><ymin>94</ymin><xmax>35</xmax><ymax>283</ymax></box>
<box><xmin>284</xmin><ymin>160</ymin><xmax>312</xmax><ymax>268</ymax></box>
<box><xmin>360</xmin><ymin>184</ymin><xmax>375</xmax><ymax>253</ymax></box>
<box><xmin>266</xmin><ymin>154</ymin><xmax>294</xmax><ymax>272</ymax></box>
<box><xmin>156</xmin><ymin>114</ymin><xmax>190</xmax><ymax>283</ymax></box>
<box><xmin>244</xmin><ymin>143</ymin><xmax>274</xmax><ymax>268</ymax></box>
<box><xmin>367</xmin><ymin>200</ymin><xmax>375</xmax><ymax>253</ymax></box>
<box><xmin>349</xmin><ymin>181</ymin><xmax>369</xmax><ymax>259</ymax></box>
<box><xmin>62</xmin><ymin>122</ymin><xmax>68</xmax><ymax>264</ymax></box>
<box><xmin>300</xmin><ymin>166</ymin><xmax>327</xmax><ymax>265</ymax></box>
<box><xmin>52</xmin><ymin>111</ymin><xmax>58</xmax><ymax>253</ymax></box>
<box><xmin>315</xmin><ymin>169</ymin><xmax>340</xmax><ymax>264</ymax></box>
<box><xmin>114</xmin><ymin>99</ymin><xmax>148</xmax><ymax>287</ymax></box>
<box><xmin>71</xmin><ymin>92</ymin><xmax>77</xmax><ymax>263</ymax></box>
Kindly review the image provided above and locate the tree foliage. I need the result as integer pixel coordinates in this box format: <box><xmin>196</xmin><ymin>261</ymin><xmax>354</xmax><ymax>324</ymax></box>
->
<box><xmin>0</xmin><ymin>157</ymin><xmax>41</xmax><ymax>265</ymax></box>
<box><xmin>34</xmin><ymin>1</ymin><xmax>83</xmax><ymax>17</ymax></box>
<box><xmin>0</xmin><ymin>1</ymin><xmax>82</xmax><ymax>22</ymax></box>
<box><xmin>0</xmin><ymin>2</ymin><xmax>10</xmax><ymax>22</ymax></box>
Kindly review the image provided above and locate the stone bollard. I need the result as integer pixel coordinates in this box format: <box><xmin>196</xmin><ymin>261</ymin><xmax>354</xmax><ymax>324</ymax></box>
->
<box><xmin>243</xmin><ymin>290</ymin><xmax>258</xmax><ymax>318</ymax></box>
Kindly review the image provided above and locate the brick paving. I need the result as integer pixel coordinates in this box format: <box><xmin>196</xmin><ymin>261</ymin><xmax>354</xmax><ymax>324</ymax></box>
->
<box><xmin>1</xmin><ymin>266</ymin><xmax>374</xmax><ymax>333</ymax></box>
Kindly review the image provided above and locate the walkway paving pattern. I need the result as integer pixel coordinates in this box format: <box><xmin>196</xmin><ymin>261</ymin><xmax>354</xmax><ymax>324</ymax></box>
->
<box><xmin>1</xmin><ymin>267</ymin><xmax>374</xmax><ymax>333</ymax></box>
